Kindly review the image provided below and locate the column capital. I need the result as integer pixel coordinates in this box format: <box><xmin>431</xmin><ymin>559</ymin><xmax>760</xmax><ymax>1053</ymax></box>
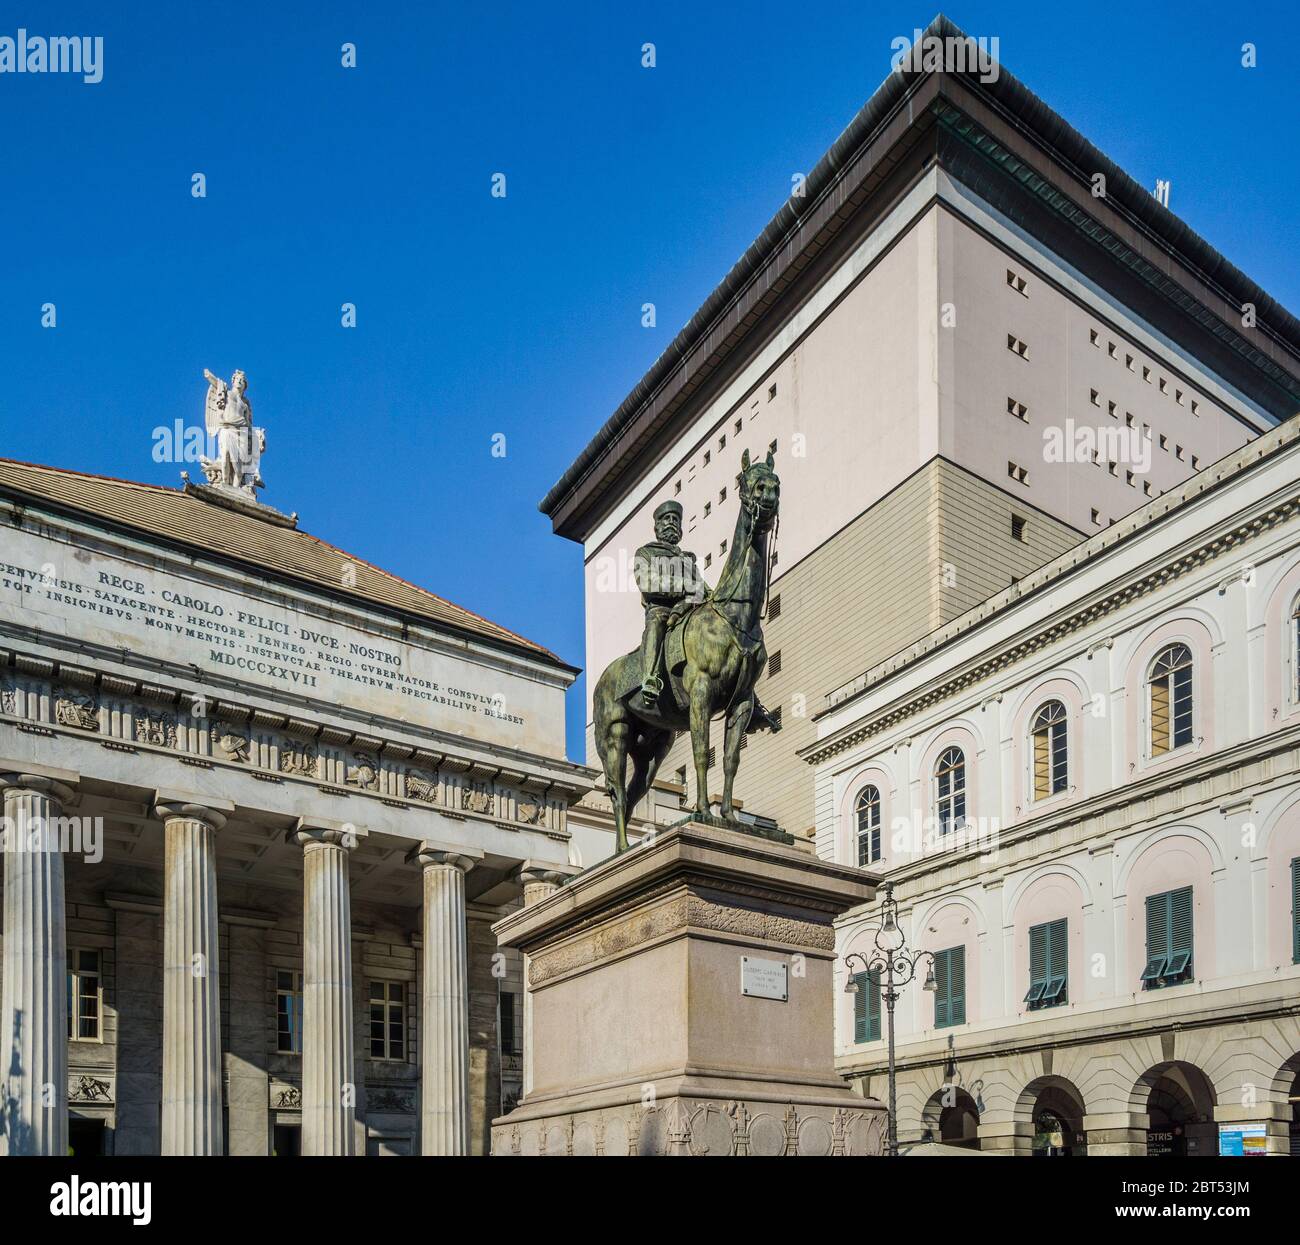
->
<box><xmin>407</xmin><ymin>841</ymin><xmax>481</xmax><ymax>874</ymax></box>
<box><xmin>1</xmin><ymin>764</ymin><xmax>78</xmax><ymax>805</ymax></box>
<box><xmin>517</xmin><ymin>861</ymin><xmax>578</xmax><ymax>890</ymax></box>
<box><xmin>154</xmin><ymin>790</ymin><xmax>234</xmax><ymax>831</ymax></box>
<box><xmin>292</xmin><ymin>817</ymin><xmax>365</xmax><ymax>850</ymax></box>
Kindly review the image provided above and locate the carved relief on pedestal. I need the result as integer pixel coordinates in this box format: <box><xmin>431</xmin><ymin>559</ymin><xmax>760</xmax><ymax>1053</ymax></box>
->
<box><xmin>211</xmin><ymin>722</ymin><xmax>249</xmax><ymax>763</ymax></box>
<box><xmin>279</xmin><ymin>741</ymin><xmax>319</xmax><ymax>778</ymax></box>
<box><xmin>404</xmin><ymin>768</ymin><xmax>439</xmax><ymax>804</ymax></box>
<box><xmin>134</xmin><ymin>708</ymin><xmax>177</xmax><ymax>748</ymax></box>
<box><xmin>55</xmin><ymin>688</ymin><xmax>99</xmax><ymax>731</ymax></box>
<box><xmin>346</xmin><ymin>752</ymin><xmax>379</xmax><ymax>791</ymax></box>
<box><xmin>461</xmin><ymin>782</ymin><xmax>495</xmax><ymax>815</ymax></box>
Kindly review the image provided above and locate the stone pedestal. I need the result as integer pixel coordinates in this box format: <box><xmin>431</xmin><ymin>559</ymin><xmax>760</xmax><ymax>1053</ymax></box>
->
<box><xmin>491</xmin><ymin>821</ymin><xmax>887</xmax><ymax>1156</ymax></box>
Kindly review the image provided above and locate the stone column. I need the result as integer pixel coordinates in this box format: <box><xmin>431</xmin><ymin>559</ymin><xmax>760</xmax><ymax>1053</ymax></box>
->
<box><xmin>295</xmin><ymin>823</ymin><xmax>357</xmax><ymax>1156</ymax></box>
<box><xmin>518</xmin><ymin>865</ymin><xmax>569</xmax><ymax>1100</ymax></box>
<box><xmin>156</xmin><ymin>798</ymin><xmax>229</xmax><ymax>1156</ymax></box>
<box><xmin>411</xmin><ymin>845</ymin><xmax>476</xmax><ymax>1156</ymax></box>
<box><xmin>0</xmin><ymin>769</ymin><xmax>76</xmax><ymax>1156</ymax></box>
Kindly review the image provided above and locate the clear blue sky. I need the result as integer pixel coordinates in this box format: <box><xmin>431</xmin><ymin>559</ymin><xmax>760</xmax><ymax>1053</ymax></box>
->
<box><xmin>2</xmin><ymin>1</ymin><xmax>1297</xmax><ymax>760</ymax></box>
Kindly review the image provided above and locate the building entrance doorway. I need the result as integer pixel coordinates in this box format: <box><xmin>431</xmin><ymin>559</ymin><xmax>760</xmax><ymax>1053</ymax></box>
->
<box><xmin>68</xmin><ymin>1117</ymin><xmax>106</xmax><ymax>1156</ymax></box>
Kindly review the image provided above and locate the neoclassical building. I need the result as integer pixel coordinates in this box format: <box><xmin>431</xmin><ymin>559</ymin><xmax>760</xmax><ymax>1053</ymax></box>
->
<box><xmin>808</xmin><ymin>417</ymin><xmax>1300</xmax><ymax>1156</ymax></box>
<box><xmin>0</xmin><ymin>450</ymin><xmax>592</xmax><ymax>1156</ymax></box>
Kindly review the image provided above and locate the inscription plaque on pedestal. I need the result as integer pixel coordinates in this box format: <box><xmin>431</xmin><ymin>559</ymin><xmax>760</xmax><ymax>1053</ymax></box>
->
<box><xmin>740</xmin><ymin>955</ymin><xmax>788</xmax><ymax>1001</ymax></box>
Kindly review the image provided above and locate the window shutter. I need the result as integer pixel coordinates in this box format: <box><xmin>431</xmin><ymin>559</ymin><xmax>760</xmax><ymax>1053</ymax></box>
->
<box><xmin>866</xmin><ymin>972</ymin><xmax>881</xmax><ymax>1042</ymax></box>
<box><xmin>1048</xmin><ymin>917</ymin><xmax>1068</xmax><ymax>980</ymax></box>
<box><xmin>1292</xmin><ymin>859</ymin><xmax>1300</xmax><ymax>965</ymax></box>
<box><xmin>1150</xmin><ymin>677</ymin><xmax>1170</xmax><ymax>755</ymax></box>
<box><xmin>1033</xmin><ymin>728</ymin><xmax>1049</xmax><ymax>799</ymax></box>
<box><xmin>1145</xmin><ymin>892</ymin><xmax>1168</xmax><ymax>962</ymax></box>
<box><xmin>1029</xmin><ymin>923</ymin><xmax>1047</xmax><ymax>988</ymax></box>
<box><xmin>1169</xmin><ymin>886</ymin><xmax>1193</xmax><ymax>961</ymax></box>
<box><xmin>933</xmin><ymin>950</ymin><xmax>949</xmax><ymax>1028</ymax></box>
<box><xmin>853</xmin><ymin>972</ymin><xmax>868</xmax><ymax>1043</ymax></box>
<box><xmin>949</xmin><ymin>947</ymin><xmax>966</xmax><ymax>1025</ymax></box>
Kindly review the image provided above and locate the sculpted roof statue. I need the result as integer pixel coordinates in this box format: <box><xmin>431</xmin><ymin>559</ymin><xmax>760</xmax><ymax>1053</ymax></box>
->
<box><xmin>200</xmin><ymin>368</ymin><xmax>265</xmax><ymax>499</ymax></box>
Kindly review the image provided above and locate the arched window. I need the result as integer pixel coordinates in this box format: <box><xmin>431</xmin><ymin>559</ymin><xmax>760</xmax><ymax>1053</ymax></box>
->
<box><xmin>1031</xmin><ymin>701</ymin><xmax>1068</xmax><ymax>799</ymax></box>
<box><xmin>935</xmin><ymin>747</ymin><xmax>966</xmax><ymax>834</ymax></box>
<box><xmin>1148</xmin><ymin>644</ymin><xmax>1193</xmax><ymax>756</ymax></box>
<box><xmin>855</xmin><ymin>786</ymin><xmax>881</xmax><ymax>866</ymax></box>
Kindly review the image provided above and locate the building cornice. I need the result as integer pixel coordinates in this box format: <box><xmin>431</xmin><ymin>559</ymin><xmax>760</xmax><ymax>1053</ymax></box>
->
<box><xmin>804</xmin><ymin>421</ymin><xmax>1300</xmax><ymax>765</ymax></box>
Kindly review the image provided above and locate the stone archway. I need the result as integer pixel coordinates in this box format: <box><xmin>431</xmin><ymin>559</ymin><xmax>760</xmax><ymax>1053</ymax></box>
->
<box><xmin>921</xmin><ymin>1085</ymin><xmax>981</xmax><ymax>1150</ymax></box>
<box><xmin>1135</xmin><ymin>1061</ymin><xmax>1217</xmax><ymax>1157</ymax></box>
<box><xmin>1017</xmin><ymin>1076</ymin><xmax>1087</xmax><ymax>1156</ymax></box>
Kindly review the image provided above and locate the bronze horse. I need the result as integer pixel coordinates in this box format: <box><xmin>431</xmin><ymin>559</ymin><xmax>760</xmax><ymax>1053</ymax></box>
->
<box><xmin>593</xmin><ymin>449</ymin><xmax>781</xmax><ymax>852</ymax></box>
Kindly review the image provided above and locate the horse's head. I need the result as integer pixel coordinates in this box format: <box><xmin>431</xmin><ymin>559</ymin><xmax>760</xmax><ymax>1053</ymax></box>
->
<box><xmin>739</xmin><ymin>447</ymin><xmax>780</xmax><ymax>533</ymax></box>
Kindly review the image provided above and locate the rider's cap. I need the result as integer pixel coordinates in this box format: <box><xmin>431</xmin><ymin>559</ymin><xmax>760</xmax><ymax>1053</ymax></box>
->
<box><xmin>653</xmin><ymin>500</ymin><xmax>684</xmax><ymax>522</ymax></box>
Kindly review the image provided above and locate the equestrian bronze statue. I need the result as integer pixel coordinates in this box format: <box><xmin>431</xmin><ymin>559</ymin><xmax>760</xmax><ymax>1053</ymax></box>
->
<box><xmin>593</xmin><ymin>448</ymin><xmax>782</xmax><ymax>852</ymax></box>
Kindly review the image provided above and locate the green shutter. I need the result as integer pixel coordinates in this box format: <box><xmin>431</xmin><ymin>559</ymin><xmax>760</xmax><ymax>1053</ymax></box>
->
<box><xmin>1143</xmin><ymin>888</ymin><xmax>1193</xmax><ymax>987</ymax></box>
<box><xmin>935</xmin><ymin>946</ymin><xmax>965</xmax><ymax>1028</ymax></box>
<box><xmin>1292</xmin><ymin>859</ymin><xmax>1300</xmax><ymax>965</ymax></box>
<box><xmin>1028</xmin><ymin>918</ymin><xmax>1068</xmax><ymax>1007</ymax></box>
<box><xmin>866</xmin><ymin>972</ymin><xmax>881</xmax><ymax>1041</ymax></box>
<box><xmin>853</xmin><ymin>971</ymin><xmax>882</xmax><ymax>1043</ymax></box>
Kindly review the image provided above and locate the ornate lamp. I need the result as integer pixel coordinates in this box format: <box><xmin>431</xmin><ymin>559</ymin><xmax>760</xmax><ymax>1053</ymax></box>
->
<box><xmin>842</xmin><ymin>881</ymin><xmax>936</xmax><ymax>1157</ymax></box>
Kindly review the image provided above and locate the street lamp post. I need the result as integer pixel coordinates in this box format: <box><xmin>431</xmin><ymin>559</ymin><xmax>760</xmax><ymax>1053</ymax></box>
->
<box><xmin>843</xmin><ymin>881</ymin><xmax>936</xmax><ymax>1157</ymax></box>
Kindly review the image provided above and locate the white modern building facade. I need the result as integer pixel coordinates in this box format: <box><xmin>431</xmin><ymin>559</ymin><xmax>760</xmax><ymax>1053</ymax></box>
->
<box><xmin>810</xmin><ymin>418</ymin><xmax>1300</xmax><ymax>1156</ymax></box>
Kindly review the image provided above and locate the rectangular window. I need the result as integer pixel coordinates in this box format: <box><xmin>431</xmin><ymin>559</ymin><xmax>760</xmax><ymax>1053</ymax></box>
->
<box><xmin>67</xmin><ymin>949</ymin><xmax>101</xmax><ymax>1041</ymax></box>
<box><xmin>1006</xmin><ymin>269</ymin><xmax>1028</xmax><ymax>295</ymax></box>
<box><xmin>1007</xmin><ymin>334</ymin><xmax>1029</xmax><ymax>359</ymax></box>
<box><xmin>1011</xmin><ymin>515</ymin><xmax>1026</xmax><ymax>542</ymax></box>
<box><xmin>853</xmin><ymin>970</ymin><xmax>881</xmax><ymax>1042</ymax></box>
<box><xmin>1006</xmin><ymin>396</ymin><xmax>1028</xmax><ymax>422</ymax></box>
<box><xmin>933</xmin><ymin>946</ymin><xmax>966</xmax><ymax>1028</ymax></box>
<box><xmin>767</xmin><ymin>650</ymin><xmax>782</xmax><ymax>677</ymax></box>
<box><xmin>1025</xmin><ymin>919</ymin><xmax>1067</xmax><ymax>1009</ymax></box>
<box><xmin>277</xmin><ymin>969</ymin><xmax>303</xmax><ymax>1053</ymax></box>
<box><xmin>369</xmin><ymin>981</ymin><xmax>406</xmax><ymax>1060</ymax></box>
<box><xmin>768</xmin><ymin>593</ymin><xmax>781</xmax><ymax>620</ymax></box>
<box><xmin>500</xmin><ymin>991</ymin><xmax>521</xmax><ymax>1055</ymax></box>
<box><xmin>1141</xmin><ymin>887</ymin><xmax>1193</xmax><ymax>988</ymax></box>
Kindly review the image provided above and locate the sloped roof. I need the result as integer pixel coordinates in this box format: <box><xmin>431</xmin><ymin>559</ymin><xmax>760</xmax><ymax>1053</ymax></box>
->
<box><xmin>0</xmin><ymin>457</ymin><xmax>567</xmax><ymax>668</ymax></box>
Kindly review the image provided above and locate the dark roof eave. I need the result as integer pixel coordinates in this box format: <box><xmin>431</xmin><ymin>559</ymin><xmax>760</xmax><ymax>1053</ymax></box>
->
<box><xmin>541</xmin><ymin>13</ymin><xmax>1300</xmax><ymax>539</ymax></box>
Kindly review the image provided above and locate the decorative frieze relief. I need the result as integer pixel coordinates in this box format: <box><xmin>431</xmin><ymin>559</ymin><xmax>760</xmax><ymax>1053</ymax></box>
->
<box><xmin>461</xmin><ymin>782</ymin><xmax>495</xmax><ymax>816</ymax></box>
<box><xmin>69</xmin><ymin>1073</ymin><xmax>114</xmax><ymax>1104</ymax></box>
<box><xmin>404</xmin><ymin>768</ymin><xmax>439</xmax><ymax>804</ymax></box>
<box><xmin>134</xmin><ymin>707</ymin><xmax>177</xmax><ymax>748</ymax></box>
<box><xmin>0</xmin><ymin>661</ymin><xmax>571</xmax><ymax>832</ymax></box>
<box><xmin>494</xmin><ymin>1099</ymin><xmax>883</xmax><ymax>1157</ymax></box>
<box><xmin>55</xmin><ymin>687</ymin><xmax>99</xmax><ymax>731</ymax></box>
<box><xmin>528</xmin><ymin>893</ymin><xmax>835</xmax><ymax>987</ymax></box>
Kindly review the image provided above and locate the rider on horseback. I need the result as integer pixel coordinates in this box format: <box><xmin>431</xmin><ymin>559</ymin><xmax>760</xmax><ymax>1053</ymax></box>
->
<box><xmin>632</xmin><ymin>499</ymin><xmax>781</xmax><ymax>730</ymax></box>
<box><xmin>633</xmin><ymin>500</ymin><xmax>705</xmax><ymax>707</ymax></box>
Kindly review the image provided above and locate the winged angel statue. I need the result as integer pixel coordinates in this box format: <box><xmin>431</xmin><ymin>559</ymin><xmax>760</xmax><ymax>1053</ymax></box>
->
<box><xmin>200</xmin><ymin>368</ymin><xmax>265</xmax><ymax>498</ymax></box>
